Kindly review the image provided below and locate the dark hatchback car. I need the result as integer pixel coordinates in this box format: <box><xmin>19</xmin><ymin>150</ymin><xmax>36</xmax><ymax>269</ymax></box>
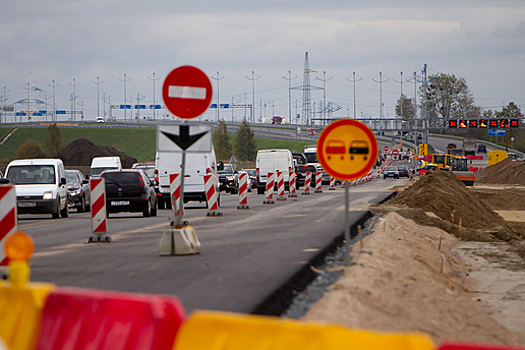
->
<box><xmin>101</xmin><ymin>169</ymin><xmax>157</xmax><ymax>217</ymax></box>
<box><xmin>295</xmin><ymin>164</ymin><xmax>317</xmax><ymax>188</ymax></box>
<box><xmin>396</xmin><ymin>165</ymin><xmax>411</xmax><ymax>178</ymax></box>
<box><xmin>477</xmin><ymin>144</ymin><xmax>487</xmax><ymax>153</ymax></box>
<box><xmin>65</xmin><ymin>170</ymin><xmax>90</xmax><ymax>212</ymax></box>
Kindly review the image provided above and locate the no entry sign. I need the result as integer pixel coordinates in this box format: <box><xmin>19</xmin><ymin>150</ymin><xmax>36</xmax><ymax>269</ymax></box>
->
<box><xmin>162</xmin><ymin>66</ymin><xmax>213</xmax><ymax>119</ymax></box>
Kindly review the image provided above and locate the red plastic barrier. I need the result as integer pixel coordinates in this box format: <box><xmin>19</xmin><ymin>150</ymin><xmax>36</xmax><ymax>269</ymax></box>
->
<box><xmin>469</xmin><ymin>167</ymin><xmax>479</xmax><ymax>172</ymax></box>
<box><xmin>466</xmin><ymin>155</ymin><xmax>484</xmax><ymax>160</ymax></box>
<box><xmin>35</xmin><ymin>287</ymin><xmax>185</xmax><ymax>350</ymax></box>
<box><xmin>438</xmin><ymin>342</ymin><xmax>525</xmax><ymax>350</ymax></box>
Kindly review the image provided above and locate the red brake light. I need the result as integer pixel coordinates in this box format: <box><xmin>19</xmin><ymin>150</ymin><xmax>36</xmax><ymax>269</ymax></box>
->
<box><xmin>154</xmin><ymin>169</ymin><xmax>159</xmax><ymax>175</ymax></box>
<box><xmin>138</xmin><ymin>176</ymin><xmax>144</xmax><ymax>187</ymax></box>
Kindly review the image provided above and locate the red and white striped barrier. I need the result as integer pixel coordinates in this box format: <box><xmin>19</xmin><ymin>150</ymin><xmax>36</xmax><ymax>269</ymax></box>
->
<box><xmin>0</xmin><ymin>184</ymin><xmax>17</xmax><ymax>271</ymax></box>
<box><xmin>170</xmin><ymin>173</ymin><xmax>184</xmax><ymax>217</ymax></box>
<box><xmin>302</xmin><ymin>172</ymin><xmax>312</xmax><ymax>195</ymax></box>
<box><xmin>276</xmin><ymin>171</ymin><xmax>286</xmax><ymax>201</ymax></box>
<box><xmin>263</xmin><ymin>172</ymin><xmax>275</xmax><ymax>204</ymax></box>
<box><xmin>204</xmin><ymin>174</ymin><xmax>222</xmax><ymax>216</ymax></box>
<box><xmin>237</xmin><ymin>172</ymin><xmax>249</xmax><ymax>209</ymax></box>
<box><xmin>288</xmin><ymin>170</ymin><xmax>297</xmax><ymax>197</ymax></box>
<box><xmin>89</xmin><ymin>178</ymin><xmax>109</xmax><ymax>243</ymax></box>
<box><xmin>329</xmin><ymin>177</ymin><xmax>336</xmax><ymax>190</ymax></box>
<box><xmin>314</xmin><ymin>171</ymin><xmax>323</xmax><ymax>193</ymax></box>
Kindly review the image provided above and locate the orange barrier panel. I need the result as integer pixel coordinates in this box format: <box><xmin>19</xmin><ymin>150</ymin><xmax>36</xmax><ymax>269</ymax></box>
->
<box><xmin>173</xmin><ymin>310</ymin><xmax>434</xmax><ymax>350</ymax></box>
<box><xmin>36</xmin><ymin>287</ymin><xmax>186</xmax><ymax>350</ymax></box>
<box><xmin>438</xmin><ymin>342</ymin><xmax>525</xmax><ymax>350</ymax></box>
<box><xmin>0</xmin><ymin>281</ymin><xmax>56</xmax><ymax>350</ymax></box>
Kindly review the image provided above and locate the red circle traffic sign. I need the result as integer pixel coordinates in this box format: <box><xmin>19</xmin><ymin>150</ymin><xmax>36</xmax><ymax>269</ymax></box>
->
<box><xmin>162</xmin><ymin>66</ymin><xmax>213</xmax><ymax>119</ymax></box>
<box><xmin>317</xmin><ymin>119</ymin><xmax>378</xmax><ymax>181</ymax></box>
<box><xmin>383</xmin><ymin>146</ymin><xmax>389</xmax><ymax>152</ymax></box>
<box><xmin>392</xmin><ymin>149</ymin><xmax>399</xmax><ymax>156</ymax></box>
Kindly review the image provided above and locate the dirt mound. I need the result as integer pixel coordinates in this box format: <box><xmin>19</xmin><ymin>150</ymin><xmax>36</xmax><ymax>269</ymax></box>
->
<box><xmin>385</xmin><ymin>171</ymin><xmax>523</xmax><ymax>241</ymax></box>
<box><xmin>471</xmin><ymin>188</ymin><xmax>525</xmax><ymax>210</ymax></box>
<box><xmin>55</xmin><ymin>138</ymin><xmax>137</xmax><ymax>168</ymax></box>
<box><xmin>475</xmin><ymin>158</ymin><xmax>525</xmax><ymax>185</ymax></box>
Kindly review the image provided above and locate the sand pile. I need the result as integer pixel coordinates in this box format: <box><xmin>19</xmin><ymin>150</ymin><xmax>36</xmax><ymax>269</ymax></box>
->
<box><xmin>55</xmin><ymin>138</ymin><xmax>137</xmax><ymax>168</ymax></box>
<box><xmin>384</xmin><ymin>171</ymin><xmax>523</xmax><ymax>241</ymax></box>
<box><xmin>475</xmin><ymin>158</ymin><xmax>525</xmax><ymax>185</ymax></box>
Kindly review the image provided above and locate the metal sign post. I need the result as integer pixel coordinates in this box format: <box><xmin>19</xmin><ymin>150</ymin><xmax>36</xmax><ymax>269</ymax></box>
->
<box><xmin>344</xmin><ymin>181</ymin><xmax>350</xmax><ymax>266</ymax></box>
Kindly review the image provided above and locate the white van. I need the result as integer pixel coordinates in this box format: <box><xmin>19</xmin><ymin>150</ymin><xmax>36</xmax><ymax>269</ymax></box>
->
<box><xmin>256</xmin><ymin>149</ymin><xmax>294</xmax><ymax>194</ymax></box>
<box><xmin>5</xmin><ymin>158</ymin><xmax>69</xmax><ymax>219</ymax></box>
<box><xmin>155</xmin><ymin>147</ymin><xmax>219</xmax><ymax>209</ymax></box>
<box><xmin>90</xmin><ymin>156</ymin><xmax>122</xmax><ymax>178</ymax></box>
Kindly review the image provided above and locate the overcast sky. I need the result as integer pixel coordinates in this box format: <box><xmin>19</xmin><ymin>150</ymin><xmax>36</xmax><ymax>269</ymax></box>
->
<box><xmin>1</xmin><ymin>0</ymin><xmax>524</xmax><ymax>124</ymax></box>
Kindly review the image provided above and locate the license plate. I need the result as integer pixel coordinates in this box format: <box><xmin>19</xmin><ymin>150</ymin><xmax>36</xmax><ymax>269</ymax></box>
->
<box><xmin>111</xmin><ymin>200</ymin><xmax>129</xmax><ymax>206</ymax></box>
<box><xmin>18</xmin><ymin>202</ymin><xmax>36</xmax><ymax>207</ymax></box>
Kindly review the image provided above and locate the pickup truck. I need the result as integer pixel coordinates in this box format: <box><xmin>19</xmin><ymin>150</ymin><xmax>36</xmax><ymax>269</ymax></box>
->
<box><xmin>218</xmin><ymin>164</ymin><xmax>239</xmax><ymax>194</ymax></box>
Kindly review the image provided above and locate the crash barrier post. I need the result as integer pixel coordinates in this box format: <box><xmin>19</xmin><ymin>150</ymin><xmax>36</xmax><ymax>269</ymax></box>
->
<box><xmin>237</xmin><ymin>172</ymin><xmax>249</xmax><ymax>209</ymax></box>
<box><xmin>0</xmin><ymin>184</ymin><xmax>17</xmax><ymax>271</ymax></box>
<box><xmin>263</xmin><ymin>172</ymin><xmax>275</xmax><ymax>204</ymax></box>
<box><xmin>89</xmin><ymin>178</ymin><xmax>109</xmax><ymax>243</ymax></box>
<box><xmin>314</xmin><ymin>171</ymin><xmax>323</xmax><ymax>193</ymax></box>
<box><xmin>173</xmin><ymin>310</ymin><xmax>435</xmax><ymax>350</ymax></box>
<box><xmin>0</xmin><ymin>281</ymin><xmax>56</xmax><ymax>350</ymax></box>
<box><xmin>288</xmin><ymin>170</ymin><xmax>297</xmax><ymax>197</ymax></box>
<box><xmin>302</xmin><ymin>172</ymin><xmax>312</xmax><ymax>195</ymax></box>
<box><xmin>276</xmin><ymin>171</ymin><xmax>286</xmax><ymax>201</ymax></box>
<box><xmin>329</xmin><ymin>177</ymin><xmax>336</xmax><ymax>190</ymax></box>
<box><xmin>170</xmin><ymin>173</ymin><xmax>184</xmax><ymax>217</ymax></box>
<box><xmin>158</xmin><ymin>224</ymin><xmax>201</xmax><ymax>256</ymax></box>
<box><xmin>35</xmin><ymin>287</ymin><xmax>186</xmax><ymax>350</ymax></box>
<box><xmin>204</xmin><ymin>174</ymin><xmax>222</xmax><ymax>216</ymax></box>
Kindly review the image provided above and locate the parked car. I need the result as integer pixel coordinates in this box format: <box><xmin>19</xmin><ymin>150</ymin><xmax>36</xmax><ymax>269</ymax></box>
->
<box><xmin>65</xmin><ymin>170</ymin><xmax>90</xmax><ymax>212</ymax></box>
<box><xmin>477</xmin><ymin>144</ymin><xmax>487</xmax><ymax>153</ymax></box>
<box><xmin>218</xmin><ymin>163</ymin><xmax>239</xmax><ymax>194</ymax></box>
<box><xmin>383</xmin><ymin>166</ymin><xmax>399</xmax><ymax>179</ymax></box>
<box><xmin>396</xmin><ymin>165</ymin><xmax>411</xmax><ymax>178</ymax></box>
<box><xmin>295</xmin><ymin>164</ymin><xmax>317</xmax><ymax>188</ymax></box>
<box><xmin>101</xmin><ymin>169</ymin><xmax>157</xmax><ymax>217</ymax></box>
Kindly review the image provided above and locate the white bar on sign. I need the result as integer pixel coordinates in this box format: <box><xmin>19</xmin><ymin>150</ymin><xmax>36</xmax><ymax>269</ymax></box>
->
<box><xmin>168</xmin><ymin>86</ymin><xmax>207</xmax><ymax>100</ymax></box>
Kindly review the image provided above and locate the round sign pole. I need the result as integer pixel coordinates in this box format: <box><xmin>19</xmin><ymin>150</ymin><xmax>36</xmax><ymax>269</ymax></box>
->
<box><xmin>316</xmin><ymin>119</ymin><xmax>378</xmax><ymax>266</ymax></box>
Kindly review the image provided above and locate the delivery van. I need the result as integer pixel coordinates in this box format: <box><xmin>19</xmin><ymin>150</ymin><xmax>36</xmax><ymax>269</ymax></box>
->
<box><xmin>155</xmin><ymin>146</ymin><xmax>219</xmax><ymax>209</ymax></box>
<box><xmin>90</xmin><ymin>156</ymin><xmax>122</xmax><ymax>178</ymax></box>
<box><xmin>5</xmin><ymin>158</ymin><xmax>69</xmax><ymax>219</ymax></box>
<box><xmin>256</xmin><ymin>149</ymin><xmax>294</xmax><ymax>194</ymax></box>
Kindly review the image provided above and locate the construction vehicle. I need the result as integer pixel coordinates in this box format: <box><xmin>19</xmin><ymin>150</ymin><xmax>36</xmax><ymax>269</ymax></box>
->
<box><xmin>462</xmin><ymin>138</ymin><xmax>477</xmax><ymax>156</ymax></box>
<box><xmin>487</xmin><ymin>150</ymin><xmax>508</xmax><ymax>166</ymax></box>
<box><xmin>447</xmin><ymin>143</ymin><xmax>457</xmax><ymax>154</ymax></box>
<box><xmin>449</xmin><ymin>157</ymin><xmax>475</xmax><ymax>186</ymax></box>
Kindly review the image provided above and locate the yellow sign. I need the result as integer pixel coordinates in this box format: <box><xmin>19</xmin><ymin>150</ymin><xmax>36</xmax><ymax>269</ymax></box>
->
<box><xmin>418</xmin><ymin>143</ymin><xmax>428</xmax><ymax>156</ymax></box>
<box><xmin>317</xmin><ymin>119</ymin><xmax>378</xmax><ymax>181</ymax></box>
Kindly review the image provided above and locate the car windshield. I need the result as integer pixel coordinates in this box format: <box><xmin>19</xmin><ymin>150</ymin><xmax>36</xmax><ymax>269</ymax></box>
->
<box><xmin>397</xmin><ymin>166</ymin><xmax>407</xmax><ymax>171</ymax></box>
<box><xmin>135</xmin><ymin>167</ymin><xmax>155</xmax><ymax>178</ymax></box>
<box><xmin>65</xmin><ymin>172</ymin><xmax>79</xmax><ymax>184</ymax></box>
<box><xmin>245</xmin><ymin>169</ymin><xmax>256</xmax><ymax>177</ymax></box>
<box><xmin>218</xmin><ymin>165</ymin><xmax>233</xmax><ymax>174</ymax></box>
<box><xmin>102</xmin><ymin>172</ymin><xmax>139</xmax><ymax>185</ymax></box>
<box><xmin>385</xmin><ymin>166</ymin><xmax>397</xmax><ymax>171</ymax></box>
<box><xmin>7</xmin><ymin>165</ymin><xmax>56</xmax><ymax>185</ymax></box>
<box><xmin>296</xmin><ymin>166</ymin><xmax>316</xmax><ymax>174</ymax></box>
<box><xmin>91</xmin><ymin>167</ymin><xmax>119</xmax><ymax>177</ymax></box>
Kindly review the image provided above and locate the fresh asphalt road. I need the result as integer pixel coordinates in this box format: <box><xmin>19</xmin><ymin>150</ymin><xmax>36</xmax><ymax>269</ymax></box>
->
<box><xmin>18</xmin><ymin>177</ymin><xmax>401</xmax><ymax>314</ymax></box>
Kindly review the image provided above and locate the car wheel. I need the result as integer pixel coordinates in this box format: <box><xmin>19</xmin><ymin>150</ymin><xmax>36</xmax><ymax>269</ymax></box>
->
<box><xmin>52</xmin><ymin>198</ymin><xmax>60</xmax><ymax>219</ymax></box>
<box><xmin>257</xmin><ymin>186</ymin><xmax>265</xmax><ymax>195</ymax></box>
<box><xmin>383</xmin><ymin>175</ymin><xmax>386</xmax><ymax>179</ymax></box>
<box><xmin>151</xmin><ymin>198</ymin><xmax>158</xmax><ymax>217</ymax></box>
<box><xmin>78</xmin><ymin>197</ymin><xmax>85</xmax><ymax>213</ymax></box>
<box><xmin>143</xmin><ymin>200</ymin><xmax>151</xmax><ymax>217</ymax></box>
<box><xmin>60</xmin><ymin>197</ymin><xmax>69</xmax><ymax>218</ymax></box>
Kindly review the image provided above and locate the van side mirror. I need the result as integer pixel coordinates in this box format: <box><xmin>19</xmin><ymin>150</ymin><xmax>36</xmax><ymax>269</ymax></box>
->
<box><xmin>85</xmin><ymin>174</ymin><xmax>90</xmax><ymax>179</ymax></box>
<box><xmin>61</xmin><ymin>177</ymin><xmax>67</xmax><ymax>185</ymax></box>
<box><xmin>217</xmin><ymin>161</ymin><xmax>224</xmax><ymax>171</ymax></box>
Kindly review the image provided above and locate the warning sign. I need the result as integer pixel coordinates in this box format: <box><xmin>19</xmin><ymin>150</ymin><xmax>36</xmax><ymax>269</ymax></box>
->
<box><xmin>317</xmin><ymin>119</ymin><xmax>378</xmax><ymax>181</ymax></box>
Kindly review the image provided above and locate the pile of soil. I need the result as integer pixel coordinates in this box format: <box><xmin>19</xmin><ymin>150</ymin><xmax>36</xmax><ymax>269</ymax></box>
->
<box><xmin>55</xmin><ymin>138</ymin><xmax>137</xmax><ymax>168</ymax></box>
<box><xmin>475</xmin><ymin>158</ymin><xmax>525</xmax><ymax>185</ymax></box>
<box><xmin>384</xmin><ymin>171</ymin><xmax>523</xmax><ymax>242</ymax></box>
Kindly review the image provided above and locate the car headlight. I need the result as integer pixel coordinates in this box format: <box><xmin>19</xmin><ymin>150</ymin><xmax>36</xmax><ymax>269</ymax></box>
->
<box><xmin>43</xmin><ymin>191</ymin><xmax>53</xmax><ymax>200</ymax></box>
<box><xmin>69</xmin><ymin>189</ymin><xmax>82</xmax><ymax>196</ymax></box>
<box><xmin>226</xmin><ymin>176</ymin><xmax>234</xmax><ymax>181</ymax></box>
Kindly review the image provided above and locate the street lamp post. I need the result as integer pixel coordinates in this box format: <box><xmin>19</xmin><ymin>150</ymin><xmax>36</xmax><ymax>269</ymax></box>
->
<box><xmin>92</xmin><ymin>76</ymin><xmax>104</xmax><ymax>120</ymax></box>
<box><xmin>148</xmin><ymin>72</ymin><xmax>161</xmax><ymax>120</ymax></box>
<box><xmin>245</xmin><ymin>71</ymin><xmax>260</xmax><ymax>123</ymax></box>
<box><xmin>119</xmin><ymin>74</ymin><xmax>131</xmax><ymax>120</ymax></box>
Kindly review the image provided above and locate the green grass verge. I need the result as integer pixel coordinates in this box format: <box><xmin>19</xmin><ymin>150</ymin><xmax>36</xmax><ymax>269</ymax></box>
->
<box><xmin>0</xmin><ymin>125</ymin><xmax>311</xmax><ymax>165</ymax></box>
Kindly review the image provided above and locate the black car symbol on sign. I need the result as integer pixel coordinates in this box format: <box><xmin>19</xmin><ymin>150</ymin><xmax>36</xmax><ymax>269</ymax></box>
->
<box><xmin>349</xmin><ymin>141</ymin><xmax>369</xmax><ymax>161</ymax></box>
<box><xmin>326</xmin><ymin>140</ymin><xmax>346</xmax><ymax>160</ymax></box>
